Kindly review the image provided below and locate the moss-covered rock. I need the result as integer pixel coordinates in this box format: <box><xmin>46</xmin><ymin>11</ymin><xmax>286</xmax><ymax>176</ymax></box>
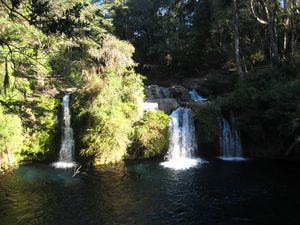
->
<box><xmin>191</xmin><ymin>103</ymin><xmax>220</xmax><ymax>157</ymax></box>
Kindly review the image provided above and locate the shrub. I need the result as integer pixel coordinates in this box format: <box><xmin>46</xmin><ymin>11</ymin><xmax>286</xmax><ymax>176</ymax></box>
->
<box><xmin>78</xmin><ymin>70</ymin><xmax>145</xmax><ymax>165</ymax></box>
<box><xmin>218</xmin><ymin>67</ymin><xmax>300</xmax><ymax>155</ymax></box>
<box><xmin>192</xmin><ymin>103</ymin><xmax>220</xmax><ymax>144</ymax></box>
<box><xmin>21</xmin><ymin>95</ymin><xmax>59</xmax><ymax>160</ymax></box>
<box><xmin>133</xmin><ymin>111</ymin><xmax>170</xmax><ymax>158</ymax></box>
<box><xmin>0</xmin><ymin>106</ymin><xmax>23</xmax><ymax>171</ymax></box>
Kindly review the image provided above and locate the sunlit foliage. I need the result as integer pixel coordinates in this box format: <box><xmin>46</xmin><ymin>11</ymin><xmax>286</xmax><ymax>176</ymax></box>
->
<box><xmin>76</xmin><ymin>70</ymin><xmax>144</xmax><ymax>165</ymax></box>
<box><xmin>133</xmin><ymin>111</ymin><xmax>170</xmax><ymax>159</ymax></box>
<box><xmin>0</xmin><ymin>106</ymin><xmax>22</xmax><ymax>171</ymax></box>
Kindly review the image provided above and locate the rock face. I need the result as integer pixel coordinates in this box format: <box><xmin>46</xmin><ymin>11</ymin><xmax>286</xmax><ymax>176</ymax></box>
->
<box><xmin>144</xmin><ymin>85</ymin><xmax>171</xmax><ymax>99</ymax></box>
<box><xmin>156</xmin><ymin>98</ymin><xmax>180</xmax><ymax>115</ymax></box>
<box><xmin>143</xmin><ymin>85</ymin><xmax>208</xmax><ymax>114</ymax></box>
<box><xmin>143</xmin><ymin>85</ymin><xmax>206</xmax><ymax>114</ymax></box>
<box><xmin>143</xmin><ymin>85</ymin><xmax>189</xmax><ymax>114</ymax></box>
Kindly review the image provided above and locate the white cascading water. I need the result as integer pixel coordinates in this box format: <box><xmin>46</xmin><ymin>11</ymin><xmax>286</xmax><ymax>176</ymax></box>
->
<box><xmin>161</xmin><ymin>107</ymin><xmax>203</xmax><ymax>170</ymax></box>
<box><xmin>52</xmin><ymin>94</ymin><xmax>76</xmax><ymax>168</ymax></box>
<box><xmin>218</xmin><ymin>116</ymin><xmax>247</xmax><ymax>161</ymax></box>
<box><xmin>189</xmin><ymin>89</ymin><xmax>208</xmax><ymax>102</ymax></box>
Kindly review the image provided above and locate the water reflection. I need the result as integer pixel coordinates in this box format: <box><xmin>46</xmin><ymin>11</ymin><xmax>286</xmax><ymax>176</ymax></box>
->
<box><xmin>0</xmin><ymin>160</ymin><xmax>299</xmax><ymax>225</ymax></box>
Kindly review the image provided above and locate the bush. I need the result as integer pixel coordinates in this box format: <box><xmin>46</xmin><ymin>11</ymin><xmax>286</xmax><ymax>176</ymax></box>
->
<box><xmin>132</xmin><ymin>111</ymin><xmax>170</xmax><ymax>159</ymax></box>
<box><xmin>200</xmin><ymin>72</ymin><xmax>238</xmax><ymax>97</ymax></box>
<box><xmin>0</xmin><ymin>106</ymin><xmax>23</xmax><ymax>171</ymax></box>
<box><xmin>218</xmin><ymin>67</ymin><xmax>300</xmax><ymax>156</ymax></box>
<box><xmin>77</xmin><ymin>70</ymin><xmax>145</xmax><ymax>165</ymax></box>
<box><xmin>21</xmin><ymin>95</ymin><xmax>59</xmax><ymax>160</ymax></box>
<box><xmin>192</xmin><ymin>103</ymin><xmax>220</xmax><ymax>144</ymax></box>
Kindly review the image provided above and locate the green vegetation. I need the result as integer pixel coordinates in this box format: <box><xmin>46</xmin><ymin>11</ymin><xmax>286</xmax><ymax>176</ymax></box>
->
<box><xmin>131</xmin><ymin>111</ymin><xmax>170</xmax><ymax>159</ymax></box>
<box><xmin>1</xmin><ymin>0</ymin><xmax>300</xmax><ymax>170</ymax></box>
<box><xmin>73</xmin><ymin>70</ymin><xmax>144</xmax><ymax>165</ymax></box>
<box><xmin>113</xmin><ymin>0</ymin><xmax>300</xmax><ymax>79</ymax></box>
<box><xmin>0</xmin><ymin>0</ymin><xmax>144</xmax><ymax>169</ymax></box>
<box><xmin>21</xmin><ymin>95</ymin><xmax>60</xmax><ymax>160</ymax></box>
<box><xmin>218</xmin><ymin>66</ymin><xmax>300</xmax><ymax>156</ymax></box>
<box><xmin>192</xmin><ymin>104</ymin><xmax>220</xmax><ymax>145</ymax></box>
<box><xmin>112</xmin><ymin>0</ymin><xmax>300</xmax><ymax>157</ymax></box>
<box><xmin>0</xmin><ymin>106</ymin><xmax>22</xmax><ymax>171</ymax></box>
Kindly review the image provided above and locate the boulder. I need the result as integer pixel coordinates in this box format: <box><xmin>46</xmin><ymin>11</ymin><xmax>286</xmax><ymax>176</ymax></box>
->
<box><xmin>169</xmin><ymin>86</ymin><xmax>191</xmax><ymax>102</ymax></box>
<box><xmin>156</xmin><ymin>98</ymin><xmax>180</xmax><ymax>114</ymax></box>
<box><xmin>144</xmin><ymin>85</ymin><xmax>171</xmax><ymax>100</ymax></box>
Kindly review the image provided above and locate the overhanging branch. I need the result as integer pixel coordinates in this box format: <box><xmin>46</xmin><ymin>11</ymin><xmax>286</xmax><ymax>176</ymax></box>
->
<box><xmin>250</xmin><ymin>0</ymin><xmax>268</xmax><ymax>25</ymax></box>
<box><xmin>0</xmin><ymin>0</ymin><xmax>31</xmax><ymax>23</ymax></box>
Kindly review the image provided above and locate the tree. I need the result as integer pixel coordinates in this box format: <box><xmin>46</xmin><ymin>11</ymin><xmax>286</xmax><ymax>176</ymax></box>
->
<box><xmin>250</xmin><ymin>0</ymin><xmax>280</xmax><ymax>65</ymax></box>
<box><xmin>233</xmin><ymin>0</ymin><xmax>243</xmax><ymax>79</ymax></box>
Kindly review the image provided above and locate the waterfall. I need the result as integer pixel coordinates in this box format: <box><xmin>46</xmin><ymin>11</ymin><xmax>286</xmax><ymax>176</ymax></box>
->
<box><xmin>189</xmin><ymin>89</ymin><xmax>208</xmax><ymax>102</ymax></box>
<box><xmin>161</xmin><ymin>107</ymin><xmax>203</xmax><ymax>170</ymax></box>
<box><xmin>218</xmin><ymin>116</ymin><xmax>247</xmax><ymax>161</ymax></box>
<box><xmin>52</xmin><ymin>94</ymin><xmax>76</xmax><ymax>168</ymax></box>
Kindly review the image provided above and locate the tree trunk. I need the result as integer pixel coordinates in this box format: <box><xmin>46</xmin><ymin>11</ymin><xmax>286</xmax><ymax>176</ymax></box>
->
<box><xmin>290</xmin><ymin>0</ymin><xmax>297</xmax><ymax>63</ymax></box>
<box><xmin>268</xmin><ymin>21</ymin><xmax>280</xmax><ymax>65</ymax></box>
<box><xmin>250</xmin><ymin>0</ymin><xmax>280</xmax><ymax>65</ymax></box>
<box><xmin>283</xmin><ymin>0</ymin><xmax>289</xmax><ymax>60</ymax></box>
<box><xmin>233</xmin><ymin>0</ymin><xmax>243</xmax><ymax>79</ymax></box>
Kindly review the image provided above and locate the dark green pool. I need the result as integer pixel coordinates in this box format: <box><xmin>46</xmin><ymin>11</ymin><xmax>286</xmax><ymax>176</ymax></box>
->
<box><xmin>0</xmin><ymin>159</ymin><xmax>299</xmax><ymax>225</ymax></box>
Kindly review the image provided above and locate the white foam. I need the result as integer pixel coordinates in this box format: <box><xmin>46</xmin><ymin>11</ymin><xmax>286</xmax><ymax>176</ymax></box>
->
<box><xmin>51</xmin><ymin>162</ymin><xmax>77</xmax><ymax>169</ymax></box>
<box><xmin>160</xmin><ymin>158</ymin><xmax>204</xmax><ymax>170</ymax></box>
<box><xmin>189</xmin><ymin>89</ymin><xmax>208</xmax><ymax>102</ymax></box>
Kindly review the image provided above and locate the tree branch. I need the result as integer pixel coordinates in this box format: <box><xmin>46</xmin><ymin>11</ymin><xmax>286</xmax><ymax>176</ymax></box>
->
<box><xmin>250</xmin><ymin>0</ymin><xmax>268</xmax><ymax>25</ymax></box>
<box><xmin>72</xmin><ymin>165</ymin><xmax>82</xmax><ymax>177</ymax></box>
<box><xmin>1</xmin><ymin>40</ymin><xmax>48</xmax><ymax>70</ymax></box>
<box><xmin>0</xmin><ymin>0</ymin><xmax>31</xmax><ymax>23</ymax></box>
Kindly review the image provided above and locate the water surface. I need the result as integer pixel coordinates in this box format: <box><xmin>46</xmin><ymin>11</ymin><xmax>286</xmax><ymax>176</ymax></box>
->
<box><xmin>0</xmin><ymin>159</ymin><xmax>299</xmax><ymax>225</ymax></box>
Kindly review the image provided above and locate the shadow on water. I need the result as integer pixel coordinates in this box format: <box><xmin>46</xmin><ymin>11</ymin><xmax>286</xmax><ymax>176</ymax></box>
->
<box><xmin>0</xmin><ymin>159</ymin><xmax>300</xmax><ymax>225</ymax></box>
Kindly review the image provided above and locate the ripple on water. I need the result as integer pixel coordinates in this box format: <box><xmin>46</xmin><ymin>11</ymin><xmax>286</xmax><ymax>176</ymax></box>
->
<box><xmin>218</xmin><ymin>157</ymin><xmax>251</xmax><ymax>162</ymax></box>
<box><xmin>0</xmin><ymin>160</ymin><xmax>299</xmax><ymax>225</ymax></box>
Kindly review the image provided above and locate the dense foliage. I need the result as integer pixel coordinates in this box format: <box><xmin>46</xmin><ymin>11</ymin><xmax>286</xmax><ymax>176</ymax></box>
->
<box><xmin>74</xmin><ymin>70</ymin><xmax>144</xmax><ymax>165</ymax></box>
<box><xmin>113</xmin><ymin>0</ymin><xmax>300</xmax><ymax>79</ymax></box>
<box><xmin>0</xmin><ymin>0</ymin><xmax>140</xmax><ymax>169</ymax></box>
<box><xmin>132</xmin><ymin>111</ymin><xmax>170</xmax><ymax>159</ymax></box>
<box><xmin>192</xmin><ymin>103</ymin><xmax>220</xmax><ymax>145</ymax></box>
<box><xmin>112</xmin><ymin>0</ymin><xmax>300</xmax><ymax>157</ymax></box>
<box><xmin>0</xmin><ymin>106</ymin><xmax>22</xmax><ymax>171</ymax></box>
<box><xmin>219</xmin><ymin>66</ymin><xmax>300</xmax><ymax>157</ymax></box>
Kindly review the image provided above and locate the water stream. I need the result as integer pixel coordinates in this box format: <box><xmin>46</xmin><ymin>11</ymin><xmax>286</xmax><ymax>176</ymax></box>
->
<box><xmin>52</xmin><ymin>94</ymin><xmax>76</xmax><ymax>168</ymax></box>
<box><xmin>161</xmin><ymin>107</ymin><xmax>203</xmax><ymax>170</ymax></box>
<box><xmin>189</xmin><ymin>89</ymin><xmax>208</xmax><ymax>102</ymax></box>
<box><xmin>219</xmin><ymin>116</ymin><xmax>248</xmax><ymax>161</ymax></box>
